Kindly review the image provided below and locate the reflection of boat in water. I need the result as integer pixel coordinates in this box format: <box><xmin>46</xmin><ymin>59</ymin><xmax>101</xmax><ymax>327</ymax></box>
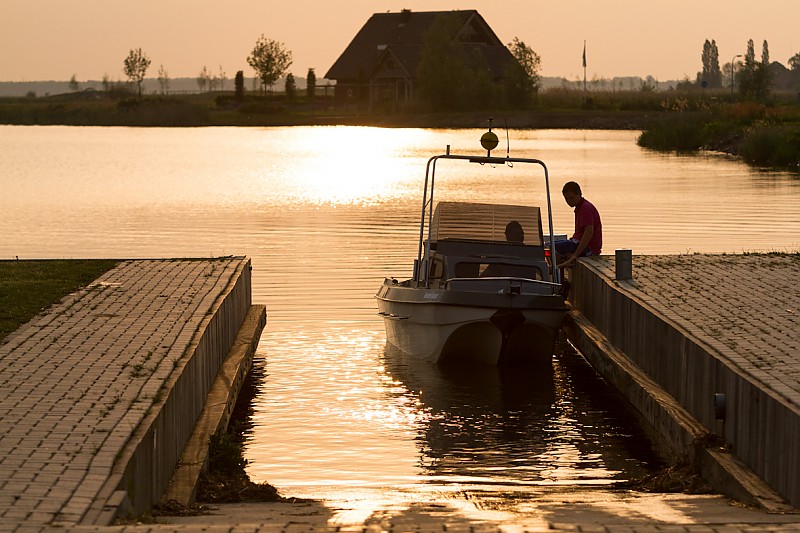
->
<box><xmin>381</xmin><ymin>341</ymin><xmax>663</xmax><ymax>488</ymax></box>
<box><xmin>376</xmin><ymin>127</ymin><xmax>568</xmax><ymax>365</ymax></box>
<box><xmin>382</xmin><ymin>342</ymin><xmax>556</xmax><ymax>483</ymax></box>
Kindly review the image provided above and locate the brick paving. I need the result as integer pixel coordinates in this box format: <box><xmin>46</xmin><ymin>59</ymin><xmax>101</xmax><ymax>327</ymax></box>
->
<box><xmin>588</xmin><ymin>253</ymin><xmax>800</xmax><ymax>408</ymax></box>
<box><xmin>3</xmin><ymin>255</ymin><xmax>800</xmax><ymax>533</ymax></box>
<box><xmin>0</xmin><ymin>258</ymin><xmax>246</xmax><ymax>529</ymax></box>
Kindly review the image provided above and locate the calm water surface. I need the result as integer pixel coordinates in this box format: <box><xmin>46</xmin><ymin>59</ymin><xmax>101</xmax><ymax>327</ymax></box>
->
<box><xmin>2</xmin><ymin>126</ymin><xmax>799</xmax><ymax>522</ymax></box>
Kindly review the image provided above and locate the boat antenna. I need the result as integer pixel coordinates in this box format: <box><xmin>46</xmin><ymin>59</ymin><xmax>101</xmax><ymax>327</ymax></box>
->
<box><xmin>504</xmin><ymin>117</ymin><xmax>512</xmax><ymax>165</ymax></box>
<box><xmin>480</xmin><ymin>117</ymin><xmax>499</xmax><ymax>157</ymax></box>
<box><xmin>504</xmin><ymin>118</ymin><xmax>510</xmax><ymax>156</ymax></box>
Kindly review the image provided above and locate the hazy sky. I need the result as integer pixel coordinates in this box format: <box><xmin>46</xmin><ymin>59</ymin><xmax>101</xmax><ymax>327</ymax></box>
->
<box><xmin>1</xmin><ymin>0</ymin><xmax>798</xmax><ymax>82</ymax></box>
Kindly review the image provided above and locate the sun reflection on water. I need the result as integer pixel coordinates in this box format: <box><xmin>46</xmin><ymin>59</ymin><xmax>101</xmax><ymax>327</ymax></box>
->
<box><xmin>282</xmin><ymin>126</ymin><xmax>432</xmax><ymax>206</ymax></box>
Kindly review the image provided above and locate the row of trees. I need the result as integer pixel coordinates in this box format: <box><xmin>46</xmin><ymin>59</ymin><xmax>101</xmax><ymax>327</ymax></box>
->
<box><xmin>118</xmin><ymin>35</ymin><xmax>301</xmax><ymax>98</ymax></box>
<box><xmin>116</xmin><ymin>21</ymin><xmax>541</xmax><ymax>109</ymax></box>
<box><xmin>697</xmin><ymin>39</ymin><xmax>800</xmax><ymax>98</ymax></box>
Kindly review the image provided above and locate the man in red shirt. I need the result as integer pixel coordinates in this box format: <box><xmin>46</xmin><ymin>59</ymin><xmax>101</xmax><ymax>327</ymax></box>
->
<box><xmin>554</xmin><ymin>181</ymin><xmax>602</xmax><ymax>268</ymax></box>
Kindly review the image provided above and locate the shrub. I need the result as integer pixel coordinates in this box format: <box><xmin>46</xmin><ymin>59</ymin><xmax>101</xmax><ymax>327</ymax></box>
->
<box><xmin>637</xmin><ymin>113</ymin><xmax>711</xmax><ymax>151</ymax></box>
<box><xmin>739</xmin><ymin>125</ymin><xmax>800</xmax><ymax>168</ymax></box>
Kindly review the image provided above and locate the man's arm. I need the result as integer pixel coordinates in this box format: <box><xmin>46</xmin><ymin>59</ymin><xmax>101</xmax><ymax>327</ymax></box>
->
<box><xmin>560</xmin><ymin>225</ymin><xmax>593</xmax><ymax>267</ymax></box>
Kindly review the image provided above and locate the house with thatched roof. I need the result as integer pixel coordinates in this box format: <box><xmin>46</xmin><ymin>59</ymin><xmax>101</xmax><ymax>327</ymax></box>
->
<box><xmin>324</xmin><ymin>9</ymin><xmax>516</xmax><ymax>110</ymax></box>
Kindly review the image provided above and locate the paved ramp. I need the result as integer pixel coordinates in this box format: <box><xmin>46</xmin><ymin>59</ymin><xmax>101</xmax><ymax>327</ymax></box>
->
<box><xmin>0</xmin><ymin>258</ymin><xmax>261</xmax><ymax>527</ymax></box>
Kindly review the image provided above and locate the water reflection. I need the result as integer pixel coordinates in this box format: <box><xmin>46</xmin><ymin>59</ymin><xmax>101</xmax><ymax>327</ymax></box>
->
<box><xmin>381</xmin><ymin>339</ymin><xmax>661</xmax><ymax>490</ymax></box>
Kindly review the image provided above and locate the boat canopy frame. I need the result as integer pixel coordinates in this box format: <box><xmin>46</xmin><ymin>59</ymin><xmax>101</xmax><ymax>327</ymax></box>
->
<box><xmin>413</xmin><ymin>152</ymin><xmax>560</xmax><ymax>293</ymax></box>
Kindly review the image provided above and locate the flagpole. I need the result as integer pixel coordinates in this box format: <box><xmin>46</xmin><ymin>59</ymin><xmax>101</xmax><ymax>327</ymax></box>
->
<box><xmin>582</xmin><ymin>40</ymin><xmax>587</xmax><ymax>99</ymax></box>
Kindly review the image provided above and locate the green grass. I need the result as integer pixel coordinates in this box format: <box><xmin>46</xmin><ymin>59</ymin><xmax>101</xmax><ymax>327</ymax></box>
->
<box><xmin>0</xmin><ymin>259</ymin><xmax>118</xmax><ymax>341</ymax></box>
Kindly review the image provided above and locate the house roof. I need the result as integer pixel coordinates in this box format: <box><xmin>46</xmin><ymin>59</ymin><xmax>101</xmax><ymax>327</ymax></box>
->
<box><xmin>325</xmin><ymin>9</ymin><xmax>513</xmax><ymax>81</ymax></box>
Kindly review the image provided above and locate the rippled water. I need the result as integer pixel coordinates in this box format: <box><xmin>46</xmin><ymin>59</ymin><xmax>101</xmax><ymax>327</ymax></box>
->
<box><xmin>2</xmin><ymin>125</ymin><xmax>799</xmax><ymax>521</ymax></box>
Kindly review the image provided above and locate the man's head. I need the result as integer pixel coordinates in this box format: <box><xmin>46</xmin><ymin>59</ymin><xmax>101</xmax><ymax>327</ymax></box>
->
<box><xmin>505</xmin><ymin>220</ymin><xmax>524</xmax><ymax>243</ymax></box>
<box><xmin>562</xmin><ymin>181</ymin><xmax>583</xmax><ymax>208</ymax></box>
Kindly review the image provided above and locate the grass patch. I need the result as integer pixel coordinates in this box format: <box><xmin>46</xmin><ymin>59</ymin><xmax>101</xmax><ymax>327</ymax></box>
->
<box><xmin>196</xmin><ymin>425</ymin><xmax>283</xmax><ymax>503</ymax></box>
<box><xmin>0</xmin><ymin>259</ymin><xmax>118</xmax><ymax>341</ymax></box>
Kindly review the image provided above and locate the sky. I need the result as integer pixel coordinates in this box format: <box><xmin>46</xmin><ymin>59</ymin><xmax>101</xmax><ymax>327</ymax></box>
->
<box><xmin>1</xmin><ymin>0</ymin><xmax>798</xmax><ymax>83</ymax></box>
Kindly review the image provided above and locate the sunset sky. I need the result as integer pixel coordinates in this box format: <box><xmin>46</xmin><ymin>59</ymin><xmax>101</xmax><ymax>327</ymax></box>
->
<box><xmin>1</xmin><ymin>0</ymin><xmax>798</xmax><ymax>83</ymax></box>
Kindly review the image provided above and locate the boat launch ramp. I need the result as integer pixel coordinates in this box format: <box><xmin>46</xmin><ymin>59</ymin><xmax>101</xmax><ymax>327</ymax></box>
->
<box><xmin>1</xmin><ymin>253</ymin><xmax>799</xmax><ymax>531</ymax></box>
<box><xmin>0</xmin><ymin>257</ymin><xmax>265</xmax><ymax>528</ymax></box>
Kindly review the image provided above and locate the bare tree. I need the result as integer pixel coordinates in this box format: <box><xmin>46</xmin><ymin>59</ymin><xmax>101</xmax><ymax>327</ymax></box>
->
<box><xmin>68</xmin><ymin>75</ymin><xmax>79</xmax><ymax>92</ymax></box>
<box><xmin>157</xmin><ymin>65</ymin><xmax>170</xmax><ymax>94</ymax></box>
<box><xmin>123</xmin><ymin>48</ymin><xmax>151</xmax><ymax>97</ymax></box>
<box><xmin>215</xmin><ymin>65</ymin><xmax>227</xmax><ymax>92</ymax></box>
<box><xmin>197</xmin><ymin>65</ymin><xmax>210</xmax><ymax>92</ymax></box>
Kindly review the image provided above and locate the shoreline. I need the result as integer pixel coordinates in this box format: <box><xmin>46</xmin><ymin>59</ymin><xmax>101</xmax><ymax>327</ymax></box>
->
<box><xmin>249</xmin><ymin>109</ymin><xmax>667</xmax><ymax>130</ymax></box>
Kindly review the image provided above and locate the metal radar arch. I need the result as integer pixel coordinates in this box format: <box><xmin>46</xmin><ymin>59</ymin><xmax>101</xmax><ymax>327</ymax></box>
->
<box><xmin>414</xmin><ymin>120</ymin><xmax>561</xmax><ymax>292</ymax></box>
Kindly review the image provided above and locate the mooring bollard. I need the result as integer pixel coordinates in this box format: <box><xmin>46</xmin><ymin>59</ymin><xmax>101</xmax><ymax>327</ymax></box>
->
<box><xmin>615</xmin><ymin>249</ymin><xmax>632</xmax><ymax>280</ymax></box>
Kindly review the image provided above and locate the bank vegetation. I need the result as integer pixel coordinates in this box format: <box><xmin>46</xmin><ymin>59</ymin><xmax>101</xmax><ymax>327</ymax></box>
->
<box><xmin>637</xmin><ymin>96</ymin><xmax>800</xmax><ymax>170</ymax></box>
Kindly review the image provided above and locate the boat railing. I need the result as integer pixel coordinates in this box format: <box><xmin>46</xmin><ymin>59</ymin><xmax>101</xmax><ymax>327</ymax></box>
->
<box><xmin>415</xmin><ymin>150</ymin><xmax>561</xmax><ymax>294</ymax></box>
<box><xmin>444</xmin><ymin>276</ymin><xmax>561</xmax><ymax>290</ymax></box>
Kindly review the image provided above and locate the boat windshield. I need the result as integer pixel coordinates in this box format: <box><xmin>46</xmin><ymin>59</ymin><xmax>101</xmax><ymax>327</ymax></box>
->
<box><xmin>430</xmin><ymin>202</ymin><xmax>543</xmax><ymax>246</ymax></box>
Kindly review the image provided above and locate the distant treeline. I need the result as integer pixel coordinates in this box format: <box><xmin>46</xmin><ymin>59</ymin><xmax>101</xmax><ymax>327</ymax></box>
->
<box><xmin>0</xmin><ymin>75</ymin><xmax>691</xmax><ymax>99</ymax></box>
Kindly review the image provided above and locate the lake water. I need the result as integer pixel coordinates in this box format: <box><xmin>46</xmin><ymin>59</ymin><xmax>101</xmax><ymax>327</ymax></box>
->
<box><xmin>1</xmin><ymin>125</ymin><xmax>799</xmax><ymax>523</ymax></box>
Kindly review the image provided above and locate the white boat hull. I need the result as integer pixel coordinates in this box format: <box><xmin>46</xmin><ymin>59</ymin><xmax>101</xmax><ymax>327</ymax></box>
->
<box><xmin>376</xmin><ymin>280</ymin><xmax>566</xmax><ymax>365</ymax></box>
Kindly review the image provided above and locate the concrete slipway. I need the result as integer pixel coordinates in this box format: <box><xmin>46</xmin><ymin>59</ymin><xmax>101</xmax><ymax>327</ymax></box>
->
<box><xmin>0</xmin><ymin>258</ymin><xmax>265</xmax><ymax>529</ymax></box>
<box><xmin>1</xmin><ymin>254</ymin><xmax>799</xmax><ymax>533</ymax></box>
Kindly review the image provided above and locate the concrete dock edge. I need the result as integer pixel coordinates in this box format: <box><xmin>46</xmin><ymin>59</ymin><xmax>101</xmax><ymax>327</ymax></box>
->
<box><xmin>161</xmin><ymin>304</ymin><xmax>267</xmax><ymax>506</ymax></box>
<box><xmin>83</xmin><ymin>259</ymin><xmax>255</xmax><ymax>524</ymax></box>
<box><xmin>566</xmin><ymin>310</ymin><xmax>790</xmax><ymax>511</ymax></box>
<box><xmin>566</xmin><ymin>257</ymin><xmax>799</xmax><ymax>510</ymax></box>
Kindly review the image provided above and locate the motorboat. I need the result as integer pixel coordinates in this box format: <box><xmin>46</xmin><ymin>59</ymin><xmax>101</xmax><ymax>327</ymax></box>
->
<box><xmin>375</xmin><ymin>126</ymin><xmax>568</xmax><ymax>365</ymax></box>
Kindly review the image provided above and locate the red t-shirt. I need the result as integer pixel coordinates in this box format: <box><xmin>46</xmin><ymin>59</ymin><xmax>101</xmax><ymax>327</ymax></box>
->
<box><xmin>573</xmin><ymin>198</ymin><xmax>602</xmax><ymax>255</ymax></box>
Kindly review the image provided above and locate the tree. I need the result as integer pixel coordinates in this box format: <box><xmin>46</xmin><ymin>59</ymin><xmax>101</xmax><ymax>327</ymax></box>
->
<box><xmin>247</xmin><ymin>35</ymin><xmax>292</xmax><ymax>94</ymax></box>
<box><xmin>417</xmin><ymin>13</ymin><xmax>492</xmax><ymax>111</ymax></box>
<box><xmin>214</xmin><ymin>65</ymin><xmax>227</xmax><ymax>91</ymax></box>
<box><xmin>285</xmin><ymin>73</ymin><xmax>296</xmax><ymax>101</ymax></box>
<box><xmin>739</xmin><ymin>39</ymin><xmax>758</xmax><ymax>98</ymax></box>
<box><xmin>790</xmin><ymin>52</ymin><xmax>800</xmax><ymax>72</ymax></box>
<box><xmin>640</xmin><ymin>75</ymin><xmax>658</xmax><ymax>92</ymax></box>
<box><xmin>157</xmin><ymin>65</ymin><xmax>170</xmax><ymax>94</ymax></box>
<box><xmin>503</xmin><ymin>37</ymin><xmax>541</xmax><ymax>107</ymax></box>
<box><xmin>722</xmin><ymin>60</ymin><xmax>739</xmax><ymax>90</ymax></box>
<box><xmin>306</xmin><ymin>68</ymin><xmax>316</xmax><ymax>100</ymax></box>
<box><xmin>69</xmin><ymin>74</ymin><xmax>79</xmax><ymax>92</ymax></box>
<box><xmin>234</xmin><ymin>70</ymin><xmax>245</xmax><ymax>101</ymax></box>
<box><xmin>699</xmin><ymin>39</ymin><xmax>722</xmax><ymax>88</ymax></box>
<box><xmin>741</xmin><ymin>39</ymin><xmax>772</xmax><ymax>100</ymax></box>
<box><xmin>197</xmin><ymin>65</ymin><xmax>210</xmax><ymax>92</ymax></box>
<box><xmin>756</xmin><ymin>40</ymin><xmax>772</xmax><ymax>99</ymax></box>
<box><xmin>123</xmin><ymin>48</ymin><xmax>151</xmax><ymax>97</ymax></box>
